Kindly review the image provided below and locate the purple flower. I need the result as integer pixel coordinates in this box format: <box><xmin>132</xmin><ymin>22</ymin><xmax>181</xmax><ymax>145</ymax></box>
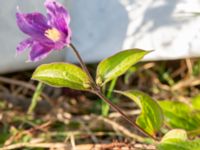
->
<box><xmin>16</xmin><ymin>0</ymin><xmax>71</xmax><ymax>62</ymax></box>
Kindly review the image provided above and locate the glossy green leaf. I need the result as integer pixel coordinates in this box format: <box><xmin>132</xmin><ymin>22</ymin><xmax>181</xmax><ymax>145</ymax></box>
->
<box><xmin>161</xmin><ymin>129</ymin><xmax>187</xmax><ymax>142</ymax></box>
<box><xmin>96</xmin><ymin>49</ymin><xmax>150</xmax><ymax>86</ymax></box>
<box><xmin>159</xmin><ymin>100</ymin><xmax>200</xmax><ymax>131</ymax></box>
<box><xmin>116</xmin><ymin>90</ymin><xmax>164</xmax><ymax>136</ymax></box>
<box><xmin>32</xmin><ymin>63</ymin><xmax>91</xmax><ymax>90</ymax></box>
<box><xmin>157</xmin><ymin>129</ymin><xmax>200</xmax><ymax>150</ymax></box>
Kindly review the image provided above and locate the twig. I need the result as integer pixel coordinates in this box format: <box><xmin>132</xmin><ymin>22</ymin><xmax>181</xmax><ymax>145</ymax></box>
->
<box><xmin>109</xmin><ymin>110</ymin><xmax>141</xmax><ymax>118</ymax></box>
<box><xmin>186</xmin><ymin>58</ymin><xmax>193</xmax><ymax>76</ymax></box>
<box><xmin>0</xmin><ymin>77</ymin><xmax>36</xmax><ymax>90</ymax></box>
<box><xmin>95</xmin><ymin>90</ymin><xmax>156</xmax><ymax>140</ymax></box>
<box><xmin>4</xmin><ymin>121</ymin><xmax>52</xmax><ymax>146</ymax></box>
<box><xmin>0</xmin><ymin>76</ymin><xmax>53</xmax><ymax>105</ymax></box>
<box><xmin>0</xmin><ymin>143</ymin><xmax>68</xmax><ymax>150</ymax></box>
<box><xmin>141</xmin><ymin>62</ymin><xmax>155</xmax><ymax>70</ymax></box>
<box><xmin>147</xmin><ymin>70</ymin><xmax>171</xmax><ymax>91</ymax></box>
<box><xmin>78</xmin><ymin>119</ymin><xmax>98</xmax><ymax>143</ymax></box>
<box><xmin>70</xmin><ymin>135</ymin><xmax>76</xmax><ymax>150</ymax></box>
<box><xmin>171</xmin><ymin>62</ymin><xmax>187</xmax><ymax>78</ymax></box>
<box><xmin>0</xmin><ymin>142</ymin><xmax>156</xmax><ymax>150</ymax></box>
<box><xmin>172</xmin><ymin>77</ymin><xmax>200</xmax><ymax>90</ymax></box>
<box><xmin>97</xmin><ymin>116</ymin><xmax>144</xmax><ymax>142</ymax></box>
<box><xmin>47</xmin><ymin>131</ymin><xmax>119</xmax><ymax>140</ymax></box>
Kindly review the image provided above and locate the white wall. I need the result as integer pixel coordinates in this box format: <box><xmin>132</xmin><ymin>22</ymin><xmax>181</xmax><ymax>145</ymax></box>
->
<box><xmin>68</xmin><ymin>0</ymin><xmax>200</xmax><ymax>62</ymax></box>
<box><xmin>1</xmin><ymin>0</ymin><xmax>200</xmax><ymax>73</ymax></box>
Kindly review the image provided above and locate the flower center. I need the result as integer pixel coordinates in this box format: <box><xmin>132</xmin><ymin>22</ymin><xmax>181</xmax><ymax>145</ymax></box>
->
<box><xmin>45</xmin><ymin>28</ymin><xmax>61</xmax><ymax>42</ymax></box>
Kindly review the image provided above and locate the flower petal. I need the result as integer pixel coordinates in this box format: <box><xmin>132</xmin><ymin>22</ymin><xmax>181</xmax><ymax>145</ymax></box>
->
<box><xmin>45</xmin><ymin>0</ymin><xmax>70</xmax><ymax>31</ymax></box>
<box><xmin>24</xmin><ymin>12</ymin><xmax>50</xmax><ymax>31</ymax></box>
<box><xmin>16</xmin><ymin>12</ymin><xmax>49</xmax><ymax>37</ymax></box>
<box><xmin>16</xmin><ymin>38</ymin><xmax>33</xmax><ymax>54</ymax></box>
<box><xmin>64</xmin><ymin>26</ymin><xmax>71</xmax><ymax>45</ymax></box>
<box><xmin>29</xmin><ymin>42</ymin><xmax>52</xmax><ymax>62</ymax></box>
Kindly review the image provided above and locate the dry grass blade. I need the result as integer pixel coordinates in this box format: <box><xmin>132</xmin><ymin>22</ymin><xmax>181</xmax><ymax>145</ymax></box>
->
<box><xmin>0</xmin><ymin>76</ymin><xmax>53</xmax><ymax>105</ymax></box>
<box><xmin>172</xmin><ymin>77</ymin><xmax>200</xmax><ymax>90</ymax></box>
<box><xmin>0</xmin><ymin>142</ymin><xmax>68</xmax><ymax>150</ymax></box>
<box><xmin>98</xmin><ymin>116</ymin><xmax>144</xmax><ymax>142</ymax></box>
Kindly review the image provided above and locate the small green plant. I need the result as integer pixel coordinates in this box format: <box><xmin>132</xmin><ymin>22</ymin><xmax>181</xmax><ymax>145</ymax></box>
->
<box><xmin>15</xmin><ymin>0</ymin><xmax>200</xmax><ymax>149</ymax></box>
<box><xmin>193</xmin><ymin>60</ymin><xmax>200</xmax><ymax>76</ymax></box>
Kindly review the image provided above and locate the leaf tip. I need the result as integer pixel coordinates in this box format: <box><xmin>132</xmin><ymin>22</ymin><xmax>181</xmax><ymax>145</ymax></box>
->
<box><xmin>142</xmin><ymin>49</ymin><xmax>154</xmax><ymax>55</ymax></box>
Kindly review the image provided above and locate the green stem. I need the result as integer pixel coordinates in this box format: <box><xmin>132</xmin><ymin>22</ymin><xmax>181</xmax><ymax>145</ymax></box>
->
<box><xmin>101</xmin><ymin>100</ymin><xmax>110</xmax><ymax>116</ymax></box>
<box><xmin>107</xmin><ymin>78</ymin><xmax>117</xmax><ymax>98</ymax></box>
<box><xmin>95</xmin><ymin>89</ymin><xmax>156</xmax><ymax>140</ymax></box>
<box><xmin>101</xmin><ymin>78</ymin><xmax>117</xmax><ymax>116</ymax></box>
<box><xmin>28</xmin><ymin>82</ymin><xmax>44</xmax><ymax>114</ymax></box>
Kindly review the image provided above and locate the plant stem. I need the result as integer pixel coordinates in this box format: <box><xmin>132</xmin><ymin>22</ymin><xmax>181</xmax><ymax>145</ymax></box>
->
<box><xmin>101</xmin><ymin>99</ymin><xmax>110</xmax><ymax>116</ymax></box>
<box><xmin>107</xmin><ymin>78</ymin><xmax>117</xmax><ymax>98</ymax></box>
<box><xmin>28</xmin><ymin>82</ymin><xmax>44</xmax><ymax>114</ymax></box>
<box><xmin>102</xmin><ymin>78</ymin><xmax>117</xmax><ymax>116</ymax></box>
<box><xmin>95</xmin><ymin>90</ymin><xmax>156</xmax><ymax>140</ymax></box>
<box><xmin>101</xmin><ymin>83</ymin><xmax>109</xmax><ymax>116</ymax></box>
<box><xmin>69</xmin><ymin>43</ymin><xmax>156</xmax><ymax>140</ymax></box>
<box><xmin>69</xmin><ymin>43</ymin><xmax>96</xmax><ymax>88</ymax></box>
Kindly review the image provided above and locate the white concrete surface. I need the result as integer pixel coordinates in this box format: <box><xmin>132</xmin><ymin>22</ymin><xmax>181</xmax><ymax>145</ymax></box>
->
<box><xmin>68</xmin><ymin>0</ymin><xmax>200</xmax><ymax>62</ymax></box>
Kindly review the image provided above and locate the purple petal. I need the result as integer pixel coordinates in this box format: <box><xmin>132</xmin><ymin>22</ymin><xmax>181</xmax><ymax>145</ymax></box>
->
<box><xmin>16</xmin><ymin>38</ymin><xmax>33</xmax><ymax>54</ymax></box>
<box><xmin>29</xmin><ymin>42</ymin><xmax>52</xmax><ymax>62</ymax></box>
<box><xmin>16</xmin><ymin>12</ymin><xmax>49</xmax><ymax>37</ymax></box>
<box><xmin>24</xmin><ymin>12</ymin><xmax>50</xmax><ymax>31</ymax></box>
<box><xmin>45</xmin><ymin>0</ymin><xmax>70</xmax><ymax>32</ymax></box>
<box><xmin>64</xmin><ymin>27</ymin><xmax>71</xmax><ymax>44</ymax></box>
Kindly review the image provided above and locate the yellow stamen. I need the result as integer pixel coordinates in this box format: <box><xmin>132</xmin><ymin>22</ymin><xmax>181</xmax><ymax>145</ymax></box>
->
<box><xmin>45</xmin><ymin>28</ymin><xmax>61</xmax><ymax>42</ymax></box>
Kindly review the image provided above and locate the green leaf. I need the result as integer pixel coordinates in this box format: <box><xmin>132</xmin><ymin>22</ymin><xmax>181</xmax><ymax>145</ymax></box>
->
<box><xmin>96</xmin><ymin>49</ymin><xmax>150</xmax><ymax>86</ymax></box>
<box><xmin>161</xmin><ymin>129</ymin><xmax>187</xmax><ymax>142</ymax></box>
<box><xmin>159</xmin><ymin>100</ymin><xmax>200</xmax><ymax>131</ymax></box>
<box><xmin>192</xmin><ymin>95</ymin><xmax>200</xmax><ymax>110</ymax></box>
<box><xmin>116</xmin><ymin>90</ymin><xmax>164</xmax><ymax>136</ymax></box>
<box><xmin>32</xmin><ymin>63</ymin><xmax>91</xmax><ymax>90</ymax></box>
<box><xmin>157</xmin><ymin>129</ymin><xmax>200</xmax><ymax>150</ymax></box>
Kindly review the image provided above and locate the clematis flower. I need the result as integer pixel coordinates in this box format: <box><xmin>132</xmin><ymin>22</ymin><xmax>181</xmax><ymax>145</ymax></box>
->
<box><xmin>16</xmin><ymin>0</ymin><xmax>71</xmax><ymax>62</ymax></box>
